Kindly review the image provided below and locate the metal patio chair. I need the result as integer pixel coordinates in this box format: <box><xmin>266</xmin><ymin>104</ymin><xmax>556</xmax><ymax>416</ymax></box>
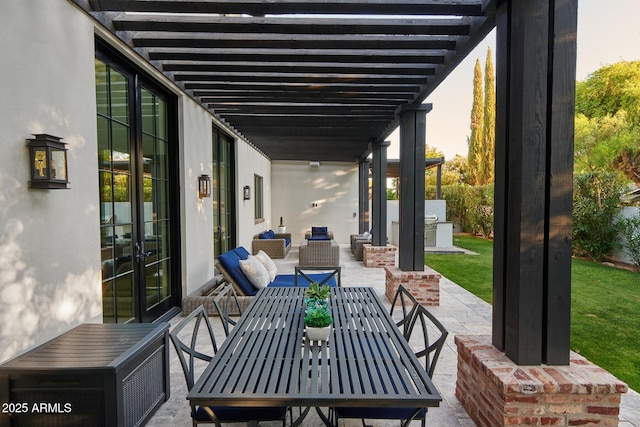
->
<box><xmin>169</xmin><ymin>305</ymin><xmax>288</xmax><ymax>427</ymax></box>
<box><xmin>211</xmin><ymin>282</ymin><xmax>242</xmax><ymax>337</ymax></box>
<box><xmin>332</xmin><ymin>304</ymin><xmax>449</xmax><ymax>427</ymax></box>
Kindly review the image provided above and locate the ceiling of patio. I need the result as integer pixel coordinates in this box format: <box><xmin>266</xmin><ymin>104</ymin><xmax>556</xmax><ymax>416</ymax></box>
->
<box><xmin>77</xmin><ymin>0</ymin><xmax>496</xmax><ymax>162</ymax></box>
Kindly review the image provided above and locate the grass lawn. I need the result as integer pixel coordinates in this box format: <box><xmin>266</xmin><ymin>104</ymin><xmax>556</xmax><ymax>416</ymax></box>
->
<box><xmin>425</xmin><ymin>234</ymin><xmax>640</xmax><ymax>392</ymax></box>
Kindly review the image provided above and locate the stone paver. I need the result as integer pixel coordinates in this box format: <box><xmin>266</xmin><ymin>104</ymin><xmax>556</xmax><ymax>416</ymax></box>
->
<box><xmin>147</xmin><ymin>244</ymin><xmax>639</xmax><ymax>427</ymax></box>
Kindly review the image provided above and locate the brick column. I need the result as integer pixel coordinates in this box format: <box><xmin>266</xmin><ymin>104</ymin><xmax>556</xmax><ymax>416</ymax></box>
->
<box><xmin>384</xmin><ymin>265</ymin><xmax>441</xmax><ymax>306</ymax></box>
<box><xmin>455</xmin><ymin>335</ymin><xmax>628</xmax><ymax>427</ymax></box>
<box><xmin>362</xmin><ymin>244</ymin><xmax>396</xmax><ymax>268</ymax></box>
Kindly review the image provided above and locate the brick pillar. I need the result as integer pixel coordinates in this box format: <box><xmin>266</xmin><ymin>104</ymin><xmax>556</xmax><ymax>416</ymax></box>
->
<box><xmin>455</xmin><ymin>335</ymin><xmax>628</xmax><ymax>427</ymax></box>
<box><xmin>384</xmin><ymin>265</ymin><xmax>441</xmax><ymax>306</ymax></box>
<box><xmin>363</xmin><ymin>244</ymin><xmax>396</xmax><ymax>268</ymax></box>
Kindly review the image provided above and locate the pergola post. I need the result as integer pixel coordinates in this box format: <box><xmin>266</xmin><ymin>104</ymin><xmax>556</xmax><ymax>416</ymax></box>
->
<box><xmin>370</xmin><ymin>141</ymin><xmax>389</xmax><ymax>246</ymax></box>
<box><xmin>492</xmin><ymin>0</ymin><xmax>576</xmax><ymax>366</ymax></box>
<box><xmin>398</xmin><ymin>104</ymin><xmax>432</xmax><ymax>271</ymax></box>
<box><xmin>358</xmin><ymin>158</ymin><xmax>370</xmax><ymax>234</ymax></box>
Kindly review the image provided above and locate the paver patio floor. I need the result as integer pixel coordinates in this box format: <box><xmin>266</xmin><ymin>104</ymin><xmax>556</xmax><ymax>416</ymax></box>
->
<box><xmin>147</xmin><ymin>244</ymin><xmax>639</xmax><ymax>427</ymax></box>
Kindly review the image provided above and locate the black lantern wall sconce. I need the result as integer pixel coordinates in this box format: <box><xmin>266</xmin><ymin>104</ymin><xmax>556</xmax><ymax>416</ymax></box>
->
<box><xmin>243</xmin><ymin>185</ymin><xmax>251</xmax><ymax>200</ymax></box>
<box><xmin>27</xmin><ymin>134</ymin><xmax>70</xmax><ymax>189</ymax></box>
<box><xmin>198</xmin><ymin>174</ymin><xmax>211</xmax><ymax>198</ymax></box>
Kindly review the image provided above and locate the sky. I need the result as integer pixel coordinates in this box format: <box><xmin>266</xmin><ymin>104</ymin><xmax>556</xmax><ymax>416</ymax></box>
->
<box><xmin>386</xmin><ymin>0</ymin><xmax>640</xmax><ymax>160</ymax></box>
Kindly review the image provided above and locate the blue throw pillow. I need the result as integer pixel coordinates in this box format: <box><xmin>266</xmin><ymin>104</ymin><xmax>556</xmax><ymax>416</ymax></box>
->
<box><xmin>267</xmin><ymin>229</ymin><xmax>276</xmax><ymax>239</ymax></box>
<box><xmin>232</xmin><ymin>246</ymin><xmax>250</xmax><ymax>259</ymax></box>
<box><xmin>311</xmin><ymin>226</ymin><xmax>328</xmax><ymax>236</ymax></box>
<box><xmin>259</xmin><ymin>231</ymin><xmax>271</xmax><ymax>239</ymax></box>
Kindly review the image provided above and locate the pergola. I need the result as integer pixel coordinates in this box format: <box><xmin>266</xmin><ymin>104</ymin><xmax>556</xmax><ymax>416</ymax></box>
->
<box><xmin>73</xmin><ymin>0</ymin><xmax>578</xmax><ymax>367</ymax></box>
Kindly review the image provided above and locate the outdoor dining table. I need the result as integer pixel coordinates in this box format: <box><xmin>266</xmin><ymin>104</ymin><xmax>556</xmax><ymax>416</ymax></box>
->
<box><xmin>187</xmin><ymin>286</ymin><xmax>442</xmax><ymax>426</ymax></box>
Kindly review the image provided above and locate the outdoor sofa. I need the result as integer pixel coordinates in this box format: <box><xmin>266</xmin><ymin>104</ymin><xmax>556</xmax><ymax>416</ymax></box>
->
<box><xmin>251</xmin><ymin>230</ymin><xmax>292</xmax><ymax>258</ymax></box>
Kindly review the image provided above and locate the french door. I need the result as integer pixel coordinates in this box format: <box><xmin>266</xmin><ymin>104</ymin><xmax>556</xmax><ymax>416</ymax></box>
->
<box><xmin>96</xmin><ymin>46</ymin><xmax>179</xmax><ymax>323</ymax></box>
<box><xmin>212</xmin><ymin>127</ymin><xmax>235</xmax><ymax>257</ymax></box>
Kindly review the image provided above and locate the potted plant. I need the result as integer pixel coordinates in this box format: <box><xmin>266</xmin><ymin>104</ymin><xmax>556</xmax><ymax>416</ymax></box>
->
<box><xmin>278</xmin><ymin>216</ymin><xmax>286</xmax><ymax>234</ymax></box>
<box><xmin>304</xmin><ymin>305</ymin><xmax>333</xmax><ymax>341</ymax></box>
<box><xmin>305</xmin><ymin>282</ymin><xmax>331</xmax><ymax>303</ymax></box>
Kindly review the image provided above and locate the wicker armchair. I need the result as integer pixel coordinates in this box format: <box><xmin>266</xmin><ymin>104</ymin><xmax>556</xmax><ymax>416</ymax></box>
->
<box><xmin>299</xmin><ymin>239</ymin><xmax>340</xmax><ymax>267</ymax></box>
<box><xmin>251</xmin><ymin>232</ymin><xmax>291</xmax><ymax>258</ymax></box>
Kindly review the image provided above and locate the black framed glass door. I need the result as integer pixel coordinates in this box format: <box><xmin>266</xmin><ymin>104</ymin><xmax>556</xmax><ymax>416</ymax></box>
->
<box><xmin>96</xmin><ymin>46</ymin><xmax>179</xmax><ymax>323</ymax></box>
<box><xmin>212</xmin><ymin>127</ymin><xmax>235</xmax><ymax>257</ymax></box>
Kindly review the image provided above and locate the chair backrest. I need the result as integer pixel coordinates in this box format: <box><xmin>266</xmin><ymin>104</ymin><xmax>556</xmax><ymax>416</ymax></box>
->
<box><xmin>406</xmin><ymin>305</ymin><xmax>449</xmax><ymax>378</ymax></box>
<box><xmin>212</xmin><ymin>282</ymin><xmax>242</xmax><ymax>336</ymax></box>
<box><xmin>294</xmin><ymin>266</ymin><xmax>341</xmax><ymax>287</ymax></box>
<box><xmin>169</xmin><ymin>305</ymin><xmax>218</xmax><ymax>390</ymax></box>
<box><xmin>389</xmin><ymin>285</ymin><xmax>420</xmax><ymax>339</ymax></box>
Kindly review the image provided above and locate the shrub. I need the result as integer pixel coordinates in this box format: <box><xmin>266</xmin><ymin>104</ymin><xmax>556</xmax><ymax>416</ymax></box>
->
<box><xmin>572</xmin><ymin>172</ymin><xmax>624</xmax><ymax>261</ymax></box>
<box><xmin>618</xmin><ymin>214</ymin><xmax>640</xmax><ymax>272</ymax></box>
<box><xmin>430</xmin><ymin>184</ymin><xmax>494</xmax><ymax>238</ymax></box>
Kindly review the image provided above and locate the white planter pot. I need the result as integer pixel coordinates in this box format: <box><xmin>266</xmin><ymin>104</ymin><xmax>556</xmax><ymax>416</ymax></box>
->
<box><xmin>278</xmin><ymin>226</ymin><xmax>286</xmax><ymax>233</ymax></box>
<box><xmin>306</xmin><ymin>325</ymin><xmax>331</xmax><ymax>341</ymax></box>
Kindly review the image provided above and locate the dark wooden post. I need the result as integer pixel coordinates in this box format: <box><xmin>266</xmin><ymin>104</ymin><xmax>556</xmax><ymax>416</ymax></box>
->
<box><xmin>358</xmin><ymin>158</ymin><xmax>370</xmax><ymax>234</ymax></box>
<box><xmin>371</xmin><ymin>140</ymin><xmax>389</xmax><ymax>247</ymax></box>
<box><xmin>398</xmin><ymin>104</ymin><xmax>432</xmax><ymax>271</ymax></box>
<box><xmin>492</xmin><ymin>0</ymin><xmax>577</xmax><ymax>365</ymax></box>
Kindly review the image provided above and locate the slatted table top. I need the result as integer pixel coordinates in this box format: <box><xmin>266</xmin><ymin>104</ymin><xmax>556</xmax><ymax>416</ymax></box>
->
<box><xmin>188</xmin><ymin>287</ymin><xmax>441</xmax><ymax>409</ymax></box>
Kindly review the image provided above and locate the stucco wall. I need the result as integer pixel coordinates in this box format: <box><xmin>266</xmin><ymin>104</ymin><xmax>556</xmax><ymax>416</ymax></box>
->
<box><xmin>271</xmin><ymin>161</ymin><xmax>359</xmax><ymax>245</ymax></box>
<box><xmin>0</xmin><ymin>0</ymin><xmax>272</xmax><ymax>362</ymax></box>
<box><xmin>0</xmin><ymin>0</ymin><xmax>102</xmax><ymax>362</ymax></box>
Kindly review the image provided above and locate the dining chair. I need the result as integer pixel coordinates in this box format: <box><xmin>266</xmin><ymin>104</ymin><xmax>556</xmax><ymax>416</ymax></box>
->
<box><xmin>332</xmin><ymin>304</ymin><xmax>449</xmax><ymax>427</ymax></box>
<box><xmin>211</xmin><ymin>283</ymin><xmax>242</xmax><ymax>337</ymax></box>
<box><xmin>169</xmin><ymin>305</ymin><xmax>289</xmax><ymax>427</ymax></box>
<box><xmin>389</xmin><ymin>285</ymin><xmax>420</xmax><ymax>340</ymax></box>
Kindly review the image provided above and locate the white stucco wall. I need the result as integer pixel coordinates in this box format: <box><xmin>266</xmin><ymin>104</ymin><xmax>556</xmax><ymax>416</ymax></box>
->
<box><xmin>0</xmin><ymin>0</ymin><xmax>273</xmax><ymax>362</ymax></box>
<box><xmin>271</xmin><ymin>161</ymin><xmax>359</xmax><ymax>244</ymax></box>
<box><xmin>0</xmin><ymin>0</ymin><xmax>102</xmax><ymax>362</ymax></box>
<box><xmin>236</xmin><ymin>144</ymin><xmax>272</xmax><ymax>249</ymax></box>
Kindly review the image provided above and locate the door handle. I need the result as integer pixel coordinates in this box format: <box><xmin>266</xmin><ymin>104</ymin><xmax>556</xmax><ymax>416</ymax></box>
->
<box><xmin>135</xmin><ymin>242</ymin><xmax>153</xmax><ymax>262</ymax></box>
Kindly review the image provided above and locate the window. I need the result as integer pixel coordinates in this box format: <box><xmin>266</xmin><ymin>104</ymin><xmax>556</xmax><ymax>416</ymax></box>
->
<box><xmin>254</xmin><ymin>174</ymin><xmax>263</xmax><ymax>220</ymax></box>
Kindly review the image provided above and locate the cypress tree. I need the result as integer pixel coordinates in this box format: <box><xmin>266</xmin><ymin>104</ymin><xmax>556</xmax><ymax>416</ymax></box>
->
<box><xmin>481</xmin><ymin>47</ymin><xmax>496</xmax><ymax>184</ymax></box>
<box><xmin>468</xmin><ymin>58</ymin><xmax>484</xmax><ymax>186</ymax></box>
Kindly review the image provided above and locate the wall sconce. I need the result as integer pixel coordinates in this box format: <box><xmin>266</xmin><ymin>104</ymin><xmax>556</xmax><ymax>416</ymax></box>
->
<box><xmin>27</xmin><ymin>134</ymin><xmax>70</xmax><ymax>189</ymax></box>
<box><xmin>198</xmin><ymin>174</ymin><xmax>211</xmax><ymax>198</ymax></box>
<box><xmin>243</xmin><ymin>185</ymin><xmax>251</xmax><ymax>200</ymax></box>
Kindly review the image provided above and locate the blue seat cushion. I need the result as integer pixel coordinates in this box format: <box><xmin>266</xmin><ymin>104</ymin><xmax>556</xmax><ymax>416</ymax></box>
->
<box><xmin>335</xmin><ymin>406</ymin><xmax>426</xmax><ymax>420</ymax></box>
<box><xmin>195</xmin><ymin>405</ymin><xmax>287</xmax><ymax>422</ymax></box>
<box><xmin>218</xmin><ymin>251</ymin><xmax>258</xmax><ymax>296</ymax></box>
<box><xmin>284</xmin><ymin>237</ymin><xmax>291</xmax><ymax>246</ymax></box>
<box><xmin>268</xmin><ymin>273</ymin><xmax>337</xmax><ymax>288</ymax></box>
<box><xmin>308</xmin><ymin>235</ymin><xmax>331</xmax><ymax>241</ymax></box>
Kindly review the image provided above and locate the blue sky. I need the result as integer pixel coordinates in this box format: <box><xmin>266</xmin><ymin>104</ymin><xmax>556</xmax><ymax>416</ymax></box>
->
<box><xmin>387</xmin><ymin>0</ymin><xmax>640</xmax><ymax>159</ymax></box>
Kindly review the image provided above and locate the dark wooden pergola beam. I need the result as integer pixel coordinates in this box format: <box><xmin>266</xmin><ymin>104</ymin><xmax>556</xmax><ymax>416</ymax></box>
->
<box><xmin>89</xmin><ymin>0</ymin><xmax>485</xmax><ymax>16</ymax></box>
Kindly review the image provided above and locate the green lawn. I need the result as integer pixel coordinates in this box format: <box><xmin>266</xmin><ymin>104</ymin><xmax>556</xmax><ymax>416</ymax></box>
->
<box><xmin>425</xmin><ymin>235</ymin><xmax>640</xmax><ymax>392</ymax></box>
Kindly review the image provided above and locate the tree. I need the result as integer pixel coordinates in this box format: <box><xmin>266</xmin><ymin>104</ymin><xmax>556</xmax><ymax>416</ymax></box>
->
<box><xmin>467</xmin><ymin>59</ymin><xmax>483</xmax><ymax>186</ymax></box>
<box><xmin>612</xmin><ymin>148</ymin><xmax>640</xmax><ymax>186</ymax></box>
<box><xmin>576</xmin><ymin>60</ymin><xmax>640</xmax><ymax>125</ymax></box>
<box><xmin>480</xmin><ymin>47</ymin><xmax>496</xmax><ymax>185</ymax></box>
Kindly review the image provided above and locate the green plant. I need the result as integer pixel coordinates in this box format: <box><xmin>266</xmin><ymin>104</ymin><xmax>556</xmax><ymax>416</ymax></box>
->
<box><xmin>572</xmin><ymin>172</ymin><xmax>624</xmax><ymax>261</ymax></box>
<box><xmin>304</xmin><ymin>306</ymin><xmax>333</xmax><ymax>328</ymax></box>
<box><xmin>304</xmin><ymin>282</ymin><xmax>331</xmax><ymax>300</ymax></box>
<box><xmin>279</xmin><ymin>216</ymin><xmax>284</xmax><ymax>227</ymax></box>
<box><xmin>618</xmin><ymin>214</ymin><xmax>640</xmax><ymax>272</ymax></box>
<box><xmin>424</xmin><ymin>234</ymin><xmax>640</xmax><ymax>392</ymax></box>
